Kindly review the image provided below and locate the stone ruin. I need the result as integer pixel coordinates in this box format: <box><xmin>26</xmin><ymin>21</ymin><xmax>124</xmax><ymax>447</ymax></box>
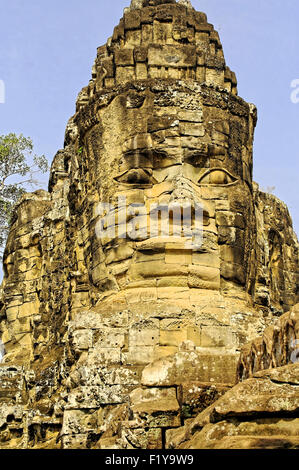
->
<box><xmin>0</xmin><ymin>0</ymin><xmax>298</xmax><ymax>449</ymax></box>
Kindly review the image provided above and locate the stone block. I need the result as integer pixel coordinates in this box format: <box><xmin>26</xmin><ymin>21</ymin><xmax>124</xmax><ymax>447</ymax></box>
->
<box><xmin>178</xmin><ymin>110</ymin><xmax>203</xmax><ymax>122</ymax></box>
<box><xmin>62</xmin><ymin>433</ymin><xmax>88</xmax><ymax>449</ymax></box>
<box><xmin>66</xmin><ymin>384</ymin><xmax>134</xmax><ymax>409</ymax></box>
<box><xmin>134</xmin><ymin>46</ymin><xmax>148</xmax><ymax>62</ymax></box>
<box><xmin>122</xmin><ymin>346</ymin><xmax>156</xmax><ymax>365</ymax></box>
<box><xmin>62</xmin><ymin>409</ymin><xmax>98</xmax><ymax>435</ymax></box>
<box><xmin>165</xmin><ymin>249</ymin><xmax>192</xmax><ymax>265</ymax></box>
<box><xmin>87</xmin><ymin>347</ymin><xmax>121</xmax><ymax>365</ymax></box>
<box><xmin>216</xmin><ymin>211</ymin><xmax>245</xmax><ymax>229</ymax></box>
<box><xmin>142</xmin><ymin>23</ymin><xmax>153</xmax><ymax>43</ymax></box>
<box><xmin>124</xmin><ymin>11</ymin><xmax>141</xmax><ymax>30</ymax></box>
<box><xmin>101</xmin><ymin>57</ymin><xmax>114</xmax><ymax>77</ymax></box>
<box><xmin>200</xmin><ymin>326</ymin><xmax>235</xmax><ymax>349</ymax></box>
<box><xmin>154</xmin><ymin>346</ymin><xmax>178</xmax><ymax>360</ymax></box>
<box><xmin>126</xmin><ymin>29</ymin><xmax>142</xmax><ymax>47</ymax></box>
<box><xmin>94</xmin><ymin>329</ymin><xmax>126</xmax><ymax>349</ymax></box>
<box><xmin>119</xmin><ymin>427</ymin><xmax>162</xmax><ymax>449</ymax></box>
<box><xmin>72</xmin><ymin>329</ymin><xmax>93</xmax><ymax>352</ymax></box>
<box><xmin>148</xmin><ymin>45</ymin><xmax>196</xmax><ymax>67</ymax></box>
<box><xmin>142</xmin><ymin>350</ymin><xmax>238</xmax><ymax>387</ymax></box>
<box><xmin>160</xmin><ymin>329</ymin><xmax>187</xmax><ymax>347</ymax></box>
<box><xmin>18</xmin><ymin>300</ymin><xmax>39</xmax><ymax>319</ymax></box>
<box><xmin>179</xmin><ymin>381</ymin><xmax>231</xmax><ymax>418</ymax></box>
<box><xmin>129</xmin><ymin>322</ymin><xmax>159</xmax><ymax>347</ymax></box>
<box><xmin>136</xmin><ymin>63</ymin><xmax>148</xmax><ymax>79</ymax></box>
<box><xmin>130</xmin><ymin>387</ymin><xmax>180</xmax><ymax>428</ymax></box>
<box><xmin>114</xmin><ymin>49</ymin><xmax>134</xmax><ymax>66</ymax></box>
<box><xmin>179</xmin><ymin>122</ymin><xmax>205</xmax><ymax>137</ymax></box>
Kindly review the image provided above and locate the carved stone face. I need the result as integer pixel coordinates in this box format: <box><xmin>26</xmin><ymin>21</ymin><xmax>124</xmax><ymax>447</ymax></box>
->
<box><xmin>88</xmin><ymin>83</ymin><xmax>256</xmax><ymax>293</ymax></box>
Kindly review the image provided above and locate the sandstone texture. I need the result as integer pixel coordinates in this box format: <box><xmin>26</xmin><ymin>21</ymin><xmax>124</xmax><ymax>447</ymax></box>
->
<box><xmin>167</xmin><ymin>303</ymin><xmax>299</xmax><ymax>449</ymax></box>
<box><xmin>166</xmin><ymin>363</ymin><xmax>299</xmax><ymax>449</ymax></box>
<box><xmin>237</xmin><ymin>303</ymin><xmax>299</xmax><ymax>380</ymax></box>
<box><xmin>0</xmin><ymin>0</ymin><xmax>298</xmax><ymax>449</ymax></box>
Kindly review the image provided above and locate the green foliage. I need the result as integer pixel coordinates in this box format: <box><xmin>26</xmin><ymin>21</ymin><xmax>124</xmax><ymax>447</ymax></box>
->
<box><xmin>0</xmin><ymin>133</ymin><xmax>49</xmax><ymax>253</ymax></box>
<box><xmin>181</xmin><ymin>405</ymin><xmax>193</xmax><ymax>419</ymax></box>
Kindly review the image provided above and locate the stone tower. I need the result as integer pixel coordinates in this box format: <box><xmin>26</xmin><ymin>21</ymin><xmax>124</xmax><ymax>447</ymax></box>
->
<box><xmin>0</xmin><ymin>0</ymin><xmax>298</xmax><ymax>449</ymax></box>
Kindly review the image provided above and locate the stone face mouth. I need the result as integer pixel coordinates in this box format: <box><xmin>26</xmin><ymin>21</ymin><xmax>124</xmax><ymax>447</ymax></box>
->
<box><xmin>132</xmin><ymin>234</ymin><xmax>220</xmax><ymax>285</ymax></box>
<box><xmin>136</xmin><ymin>236</ymin><xmax>200</xmax><ymax>251</ymax></box>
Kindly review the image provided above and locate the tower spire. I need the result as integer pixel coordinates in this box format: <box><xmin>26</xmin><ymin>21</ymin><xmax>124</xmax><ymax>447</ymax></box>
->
<box><xmin>130</xmin><ymin>0</ymin><xmax>193</xmax><ymax>10</ymax></box>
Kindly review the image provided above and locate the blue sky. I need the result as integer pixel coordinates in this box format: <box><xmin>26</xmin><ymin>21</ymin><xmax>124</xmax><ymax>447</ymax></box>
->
<box><xmin>0</xmin><ymin>0</ymin><xmax>298</xmax><ymax>235</ymax></box>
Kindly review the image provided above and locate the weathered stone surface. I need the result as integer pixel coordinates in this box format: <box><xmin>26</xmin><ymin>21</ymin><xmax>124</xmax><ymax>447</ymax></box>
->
<box><xmin>141</xmin><ymin>343</ymin><xmax>238</xmax><ymax>386</ymax></box>
<box><xmin>166</xmin><ymin>363</ymin><xmax>299</xmax><ymax>449</ymax></box>
<box><xmin>129</xmin><ymin>387</ymin><xmax>180</xmax><ymax>427</ymax></box>
<box><xmin>237</xmin><ymin>304</ymin><xmax>299</xmax><ymax>380</ymax></box>
<box><xmin>178</xmin><ymin>382</ymin><xmax>231</xmax><ymax>419</ymax></box>
<box><xmin>0</xmin><ymin>0</ymin><xmax>298</xmax><ymax>450</ymax></box>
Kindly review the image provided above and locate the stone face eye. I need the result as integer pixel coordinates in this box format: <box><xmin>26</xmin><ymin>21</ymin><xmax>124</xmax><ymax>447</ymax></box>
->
<box><xmin>114</xmin><ymin>168</ymin><xmax>154</xmax><ymax>185</ymax></box>
<box><xmin>198</xmin><ymin>169</ymin><xmax>237</xmax><ymax>185</ymax></box>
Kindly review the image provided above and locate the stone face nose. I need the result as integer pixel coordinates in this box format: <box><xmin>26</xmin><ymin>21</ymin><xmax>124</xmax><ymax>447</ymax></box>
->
<box><xmin>170</xmin><ymin>175</ymin><xmax>195</xmax><ymax>200</ymax></box>
<box><xmin>168</xmin><ymin>176</ymin><xmax>210</xmax><ymax>226</ymax></box>
<box><xmin>130</xmin><ymin>0</ymin><xmax>192</xmax><ymax>10</ymax></box>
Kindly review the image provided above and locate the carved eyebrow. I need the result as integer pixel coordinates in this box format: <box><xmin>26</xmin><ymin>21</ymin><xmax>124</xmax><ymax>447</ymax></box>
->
<box><xmin>184</xmin><ymin>152</ymin><xmax>209</xmax><ymax>168</ymax></box>
<box><xmin>120</xmin><ymin>150</ymin><xmax>153</xmax><ymax>169</ymax></box>
<box><xmin>152</xmin><ymin>149</ymin><xmax>177</xmax><ymax>168</ymax></box>
<box><xmin>120</xmin><ymin>148</ymin><xmax>180</xmax><ymax>173</ymax></box>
